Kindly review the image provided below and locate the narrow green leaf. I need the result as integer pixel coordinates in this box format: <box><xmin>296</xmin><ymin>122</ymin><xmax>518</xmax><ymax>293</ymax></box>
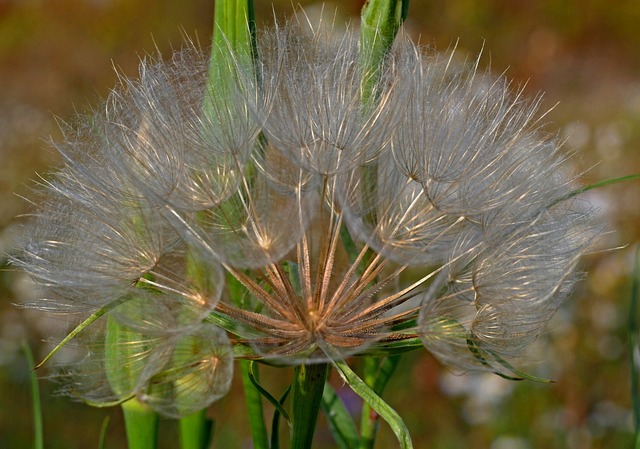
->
<box><xmin>564</xmin><ymin>173</ymin><xmax>640</xmax><ymax>201</ymax></box>
<box><xmin>239</xmin><ymin>360</ymin><xmax>269</xmax><ymax>449</ymax></box>
<box><xmin>372</xmin><ymin>356</ymin><xmax>401</xmax><ymax>393</ymax></box>
<box><xmin>98</xmin><ymin>416</ymin><xmax>110</xmax><ymax>449</ymax></box>
<box><xmin>489</xmin><ymin>349</ymin><xmax>554</xmax><ymax>383</ymax></box>
<box><xmin>355</xmin><ymin>10</ymin><xmax>411</xmax><ymax>444</ymax></box>
<box><xmin>206</xmin><ymin>309</ymin><xmax>263</xmax><ymax>340</ymax></box>
<box><xmin>466</xmin><ymin>336</ymin><xmax>524</xmax><ymax>381</ymax></box>
<box><xmin>22</xmin><ymin>341</ymin><xmax>43</xmax><ymax>449</ymax></box>
<box><xmin>359</xmin><ymin>356</ymin><xmax>401</xmax><ymax>449</ymax></box>
<box><xmin>356</xmin><ymin>337</ymin><xmax>423</xmax><ymax>357</ymax></box>
<box><xmin>247</xmin><ymin>361</ymin><xmax>290</xmax><ymax>422</ymax></box>
<box><xmin>84</xmin><ymin>395</ymin><xmax>135</xmax><ymax>408</ymax></box>
<box><xmin>322</xmin><ymin>383</ymin><xmax>360</xmax><ymax>449</ymax></box>
<box><xmin>34</xmin><ymin>296</ymin><xmax>128</xmax><ymax>369</ymax></box>
<box><xmin>467</xmin><ymin>337</ymin><xmax>553</xmax><ymax>383</ymax></box>
<box><xmin>630</xmin><ymin>246</ymin><xmax>640</xmax><ymax>448</ymax></box>
<box><xmin>322</xmin><ymin>343</ymin><xmax>413</xmax><ymax>449</ymax></box>
<box><xmin>360</xmin><ymin>358</ymin><xmax>380</xmax><ymax>449</ymax></box>
<box><xmin>332</xmin><ymin>358</ymin><xmax>412</xmax><ymax>449</ymax></box>
<box><xmin>282</xmin><ymin>261</ymin><xmax>302</xmax><ymax>296</ymax></box>
<box><xmin>121</xmin><ymin>398</ymin><xmax>159</xmax><ymax>449</ymax></box>
<box><xmin>270</xmin><ymin>386</ymin><xmax>291</xmax><ymax>449</ymax></box>
<box><xmin>180</xmin><ymin>409</ymin><xmax>213</xmax><ymax>449</ymax></box>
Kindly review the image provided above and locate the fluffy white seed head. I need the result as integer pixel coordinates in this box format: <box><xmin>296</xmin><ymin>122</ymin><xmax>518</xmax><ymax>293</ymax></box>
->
<box><xmin>14</xmin><ymin>20</ymin><xmax>599</xmax><ymax>416</ymax></box>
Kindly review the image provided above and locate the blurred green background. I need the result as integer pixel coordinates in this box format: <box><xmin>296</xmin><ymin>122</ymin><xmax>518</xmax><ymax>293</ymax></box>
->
<box><xmin>2</xmin><ymin>1</ymin><xmax>640</xmax><ymax>448</ymax></box>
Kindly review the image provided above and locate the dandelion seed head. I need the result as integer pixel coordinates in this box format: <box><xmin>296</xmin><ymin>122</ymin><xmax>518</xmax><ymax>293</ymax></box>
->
<box><xmin>14</xmin><ymin>19</ymin><xmax>599</xmax><ymax>416</ymax></box>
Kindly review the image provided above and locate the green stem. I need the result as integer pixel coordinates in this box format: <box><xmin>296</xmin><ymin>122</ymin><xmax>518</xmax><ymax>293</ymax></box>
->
<box><xmin>121</xmin><ymin>398</ymin><xmax>159</xmax><ymax>449</ymax></box>
<box><xmin>22</xmin><ymin>341</ymin><xmax>43</xmax><ymax>449</ymax></box>
<box><xmin>179</xmin><ymin>409</ymin><xmax>213</xmax><ymax>449</ymax></box>
<box><xmin>290</xmin><ymin>363</ymin><xmax>330</xmax><ymax>449</ymax></box>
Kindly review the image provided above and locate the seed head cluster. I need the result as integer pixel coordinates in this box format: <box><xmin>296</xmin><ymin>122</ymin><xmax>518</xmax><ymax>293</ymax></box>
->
<box><xmin>15</xmin><ymin>22</ymin><xmax>597</xmax><ymax>417</ymax></box>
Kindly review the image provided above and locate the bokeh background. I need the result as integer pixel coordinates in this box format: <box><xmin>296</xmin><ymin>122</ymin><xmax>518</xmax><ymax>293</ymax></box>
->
<box><xmin>2</xmin><ymin>1</ymin><xmax>640</xmax><ymax>448</ymax></box>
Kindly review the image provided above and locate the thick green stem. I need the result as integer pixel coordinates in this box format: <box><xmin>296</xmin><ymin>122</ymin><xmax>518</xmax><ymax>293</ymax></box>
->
<box><xmin>290</xmin><ymin>363</ymin><xmax>330</xmax><ymax>449</ymax></box>
<box><xmin>122</xmin><ymin>398</ymin><xmax>159</xmax><ymax>449</ymax></box>
<box><xmin>179</xmin><ymin>408</ymin><xmax>213</xmax><ymax>449</ymax></box>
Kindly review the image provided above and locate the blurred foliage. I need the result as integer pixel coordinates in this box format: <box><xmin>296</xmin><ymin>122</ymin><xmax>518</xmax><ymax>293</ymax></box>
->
<box><xmin>1</xmin><ymin>1</ymin><xmax>640</xmax><ymax>448</ymax></box>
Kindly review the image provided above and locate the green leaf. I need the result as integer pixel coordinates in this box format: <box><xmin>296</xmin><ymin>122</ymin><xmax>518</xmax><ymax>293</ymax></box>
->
<box><xmin>247</xmin><ymin>361</ymin><xmax>290</xmax><ymax>422</ymax></box>
<box><xmin>489</xmin><ymin>349</ymin><xmax>554</xmax><ymax>383</ymax></box>
<box><xmin>34</xmin><ymin>296</ymin><xmax>129</xmax><ymax>369</ymax></box>
<box><xmin>322</xmin><ymin>383</ymin><xmax>360</xmax><ymax>449</ymax></box>
<box><xmin>356</xmin><ymin>337</ymin><xmax>423</xmax><ymax>357</ymax></box>
<box><xmin>98</xmin><ymin>416</ymin><xmax>110</xmax><ymax>449</ymax></box>
<box><xmin>466</xmin><ymin>337</ymin><xmax>553</xmax><ymax>383</ymax></box>
<box><xmin>563</xmin><ymin>173</ymin><xmax>640</xmax><ymax>201</ymax></box>
<box><xmin>355</xmin><ymin>321</ymin><xmax>422</xmax><ymax>357</ymax></box>
<box><xmin>22</xmin><ymin>341</ymin><xmax>43</xmax><ymax>449</ymax></box>
<box><xmin>323</xmin><ymin>343</ymin><xmax>413</xmax><ymax>449</ymax></box>
<box><xmin>211</xmin><ymin>0</ymin><xmax>255</xmax><ymax>63</ymax></box>
<box><xmin>239</xmin><ymin>360</ymin><xmax>269</xmax><ymax>449</ymax></box>
<box><xmin>372</xmin><ymin>356</ymin><xmax>401</xmax><ymax>393</ymax></box>
<box><xmin>359</xmin><ymin>356</ymin><xmax>402</xmax><ymax>449</ymax></box>
<box><xmin>270</xmin><ymin>385</ymin><xmax>291</xmax><ymax>449</ymax></box>
<box><xmin>206</xmin><ymin>309</ymin><xmax>263</xmax><ymax>341</ymax></box>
